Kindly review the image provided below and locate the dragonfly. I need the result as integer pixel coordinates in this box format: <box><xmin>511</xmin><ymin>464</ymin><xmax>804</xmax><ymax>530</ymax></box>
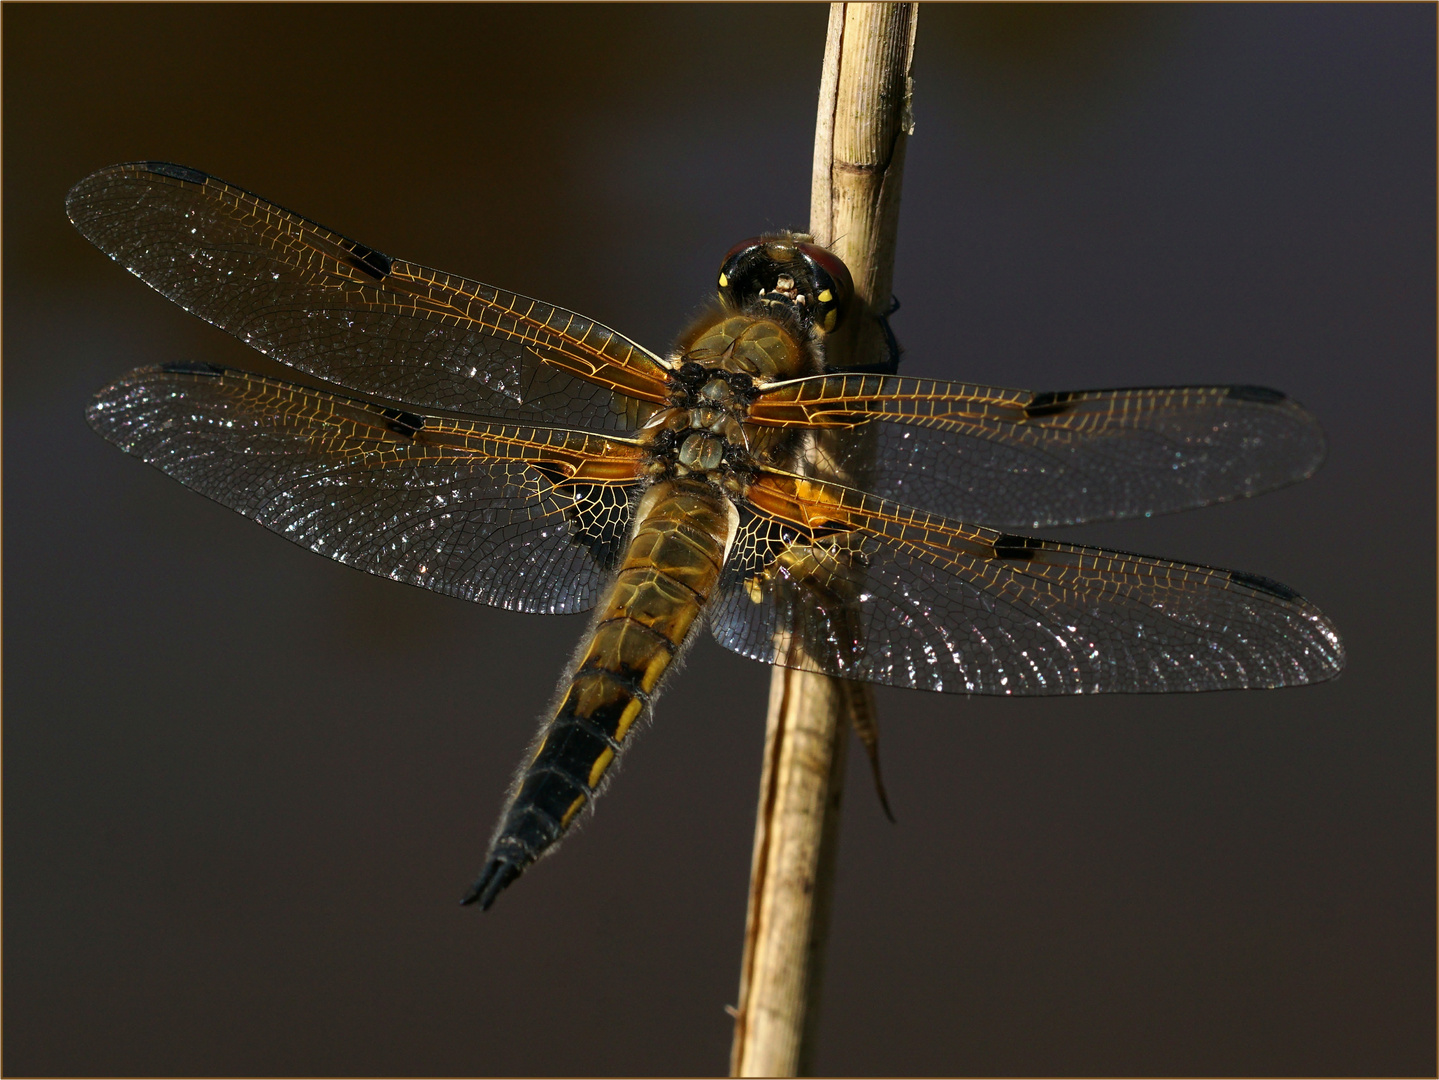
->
<box><xmin>71</xmin><ymin>162</ymin><xmax>1344</xmax><ymax>911</ymax></box>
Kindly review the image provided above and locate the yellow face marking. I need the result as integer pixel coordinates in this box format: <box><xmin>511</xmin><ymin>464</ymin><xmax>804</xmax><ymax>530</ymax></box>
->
<box><xmin>560</xmin><ymin>792</ymin><xmax>588</xmax><ymax>828</ymax></box>
<box><xmin>613</xmin><ymin>698</ymin><xmax>644</xmax><ymax>742</ymax></box>
<box><xmin>718</xmin><ymin>272</ymin><xmax>729</xmax><ymax>288</ymax></box>
<box><xmin>823</xmin><ymin>309</ymin><xmax>838</xmax><ymax>332</ymax></box>
<box><xmin>588</xmin><ymin>748</ymin><xmax>615</xmax><ymax>789</ymax></box>
<box><xmin>817</xmin><ymin>288</ymin><xmax>833</xmax><ymax>303</ymax></box>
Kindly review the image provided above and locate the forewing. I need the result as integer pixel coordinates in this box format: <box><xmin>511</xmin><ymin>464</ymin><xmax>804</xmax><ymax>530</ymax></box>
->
<box><xmin>748</xmin><ymin>375</ymin><xmax>1326</xmax><ymax>527</ymax></box>
<box><xmin>87</xmin><ymin>365</ymin><xmax>646</xmax><ymax>614</ymax></box>
<box><xmin>68</xmin><ymin>162</ymin><xmax>672</xmax><ymax>431</ymax></box>
<box><xmin>710</xmin><ymin>470</ymin><xmax>1344</xmax><ymax>694</ymax></box>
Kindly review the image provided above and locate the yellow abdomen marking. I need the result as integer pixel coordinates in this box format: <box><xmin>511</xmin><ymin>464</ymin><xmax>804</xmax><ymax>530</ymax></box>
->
<box><xmin>613</xmin><ymin>698</ymin><xmax>644</xmax><ymax>742</ymax></box>
<box><xmin>588</xmin><ymin>748</ymin><xmax>616</xmax><ymax>789</ymax></box>
<box><xmin>560</xmin><ymin>793</ymin><xmax>588</xmax><ymax>828</ymax></box>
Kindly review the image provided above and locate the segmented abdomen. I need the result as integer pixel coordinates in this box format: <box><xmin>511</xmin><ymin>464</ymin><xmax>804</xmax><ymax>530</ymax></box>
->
<box><xmin>463</xmin><ymin>479</ymin><xmax>738</xmax><ymax>909</ymax></box>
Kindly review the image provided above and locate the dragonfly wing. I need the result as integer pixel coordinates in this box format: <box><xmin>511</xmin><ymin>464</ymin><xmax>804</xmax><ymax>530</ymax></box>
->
<box><xmin>749</xmin><ymin>375</ymin><xmax>1326</xmax><ymax>527</ymax></box>
<box><xmin>88</xmin><ymin>365</ymin><xmax>646</xmax><ymax>614</ymax></box>
<box><xmin>709</xmin><ymin>470</ymin><xmax>1344</xmax><ymax>694</ymax></box>
<box><xmin>68</xmin><ymin>163</ymin><xmax>671</xmax><ymax>431</ymax></box>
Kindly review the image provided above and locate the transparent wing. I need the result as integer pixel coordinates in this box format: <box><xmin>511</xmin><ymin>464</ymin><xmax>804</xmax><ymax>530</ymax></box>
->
<box><xmin>68</xmin><ymin>162</ymin><xmax>672</xmax><ymax>432</ymax></box>
<box><xmin>710</xmin><ymin>470</ymin><xmax>1344</xmax><ymax>694</ymax></box>
<box><xmin>748</xmin><ymin>375</ymin><xmax>1326</xmax><ymax>527</ymax></box>
<box><xmin>87</xmin><ymin>365</ymin><xmax>647</xmax><ymax>614</ymax></box>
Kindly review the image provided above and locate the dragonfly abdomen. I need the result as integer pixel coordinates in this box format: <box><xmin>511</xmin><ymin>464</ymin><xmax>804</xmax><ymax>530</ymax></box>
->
<box><xmin>464</xmin><ymin>479</ymin><xmax>738</xmax><ymax>910</ymax></box>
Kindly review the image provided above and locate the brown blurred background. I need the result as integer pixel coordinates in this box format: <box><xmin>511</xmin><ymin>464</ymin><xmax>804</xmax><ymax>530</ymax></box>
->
<box><xmin>5</xmin><ymin>4</ymin><xmax>1434</xmax><ymax>1076</ymax></box>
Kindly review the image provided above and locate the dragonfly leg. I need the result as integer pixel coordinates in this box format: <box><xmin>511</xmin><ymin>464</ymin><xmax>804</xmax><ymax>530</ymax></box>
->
<box><xmin>842</xmin><ymin>678</ymin><xmax>895</xmax><ymax>823</ymax></box>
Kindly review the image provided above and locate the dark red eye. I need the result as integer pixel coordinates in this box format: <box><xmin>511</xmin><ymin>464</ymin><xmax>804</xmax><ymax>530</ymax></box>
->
<box><xmin>795</xmin><ymin>242</ymin><xmax>853</xmax><ymax>301</ymax></box>
<box><xmin>719</xmin><ymin>236</ymin><xmax>766</xmax><ymax>272</ymax></box>
<box><xmin>794</xmin><ymin>241</ymin><xmax>854</xmax><ymax>334</ymax></box>
<box><xmin>716</xmin><ymin>237</ymin><xmax>768</xmax><ymax>305</ymax></box>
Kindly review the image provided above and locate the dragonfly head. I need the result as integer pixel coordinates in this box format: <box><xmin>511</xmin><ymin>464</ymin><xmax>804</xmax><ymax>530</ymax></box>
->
<box><xmin>716</xmin><ymin>233</ymin><xmax>854</xmax><ymax>336</ymax></box>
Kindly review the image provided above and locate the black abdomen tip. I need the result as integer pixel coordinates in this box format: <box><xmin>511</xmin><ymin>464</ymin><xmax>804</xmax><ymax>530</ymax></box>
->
<box><xmin>461</xmin><ymin>858</ymin><xmax>523</xmax><ymax>911</ymax></box>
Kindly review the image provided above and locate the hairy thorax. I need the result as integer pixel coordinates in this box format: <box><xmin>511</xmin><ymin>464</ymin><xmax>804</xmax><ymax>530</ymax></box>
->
<box><xmin>638</xmin><ymin>307</ymin><xmax>823</xmax><ymax>495</ymax></box>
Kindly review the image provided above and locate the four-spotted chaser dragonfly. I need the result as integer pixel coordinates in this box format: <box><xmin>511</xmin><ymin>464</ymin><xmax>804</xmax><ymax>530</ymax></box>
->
<box><xmin>71</xmin><ymin>162</ymin><xmax>1344</xmax><ymax>911</ymax></box>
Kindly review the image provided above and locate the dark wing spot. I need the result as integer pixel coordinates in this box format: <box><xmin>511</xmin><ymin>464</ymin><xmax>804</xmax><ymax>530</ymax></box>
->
<box><xmin>1227</xmin><ymin>570</ymin><xmax>1300</xmax><ymax>601</ymax></box>
<box><xmin>143</xmin><ymin>162</ymin><xmax>208</xmax><ymax>184</ymax></box>
<box><xmin>564</xmin><ymin>482</ymin><xmax>637</xmax><ymax>570</ymax></box>
<box><xmin>347</xmin><ymin>241</ymin><xmax>393</xmax><ymax>281</ymax></box>
<box><xmin>160</xmin><ymin>361</ymin><xmax>227</xmax><ymax>375</ymax></box>
<box><xmin>1023</xmin><ymin>391</ymin><xmax>1077</xmax><ymax>419</ymax></box>
<box><xmin>1226</xmin><ymin>385</ymin><xmax>1288</xmax><ymax>404</ymax></box>
<box><xmin>991</xmin><ymin>534</ymin><xmax>1040</xmax><ymax>561</ymax></box>
<box><xmin>531</xmin><ymin>470</ymin><xmax>637</xmax><ymax>571</ymax></box>
<box><xmin>380</xmin><ymin>408</ymin><xmax>425</xmax><ymax>438</ymax></box>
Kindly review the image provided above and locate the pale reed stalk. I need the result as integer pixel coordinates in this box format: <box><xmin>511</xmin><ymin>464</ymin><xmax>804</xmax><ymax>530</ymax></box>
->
<box><xmin>729</xmin><ymin>6</ymin><xmax>918</xmax><ymax>1076</ymax></box>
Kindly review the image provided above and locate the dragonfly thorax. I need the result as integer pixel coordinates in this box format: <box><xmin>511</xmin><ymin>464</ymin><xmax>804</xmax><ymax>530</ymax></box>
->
<box><xmin>640</xmin><ymin>360</ymin><xmax>765</xmax><ymax>489</ymax></box>
<box><xmin>672</xmin><ymin>312</ymin><xmax>819</xmax><ymax>380</ymax></box>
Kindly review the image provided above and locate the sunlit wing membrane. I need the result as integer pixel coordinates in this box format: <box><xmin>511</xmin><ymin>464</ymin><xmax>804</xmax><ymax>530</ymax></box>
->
<box><xmin>748</xmin><ymin>375</ymin><xmax>1326</xmax><ymax>527</ymax></box>
<box><xmin>710</xmin><ymin>469</ymin><xmax>1344</xmax><ymax>693</ymax></box>
<box><xmin>87</xmin><ymin>365</ymin><xmax>646</xmax><ymax>614</ymax></box>
<box><xmin>67</xmin><ymin>163</ymin><xmax>672</xmax><ymax>432</ymax></box>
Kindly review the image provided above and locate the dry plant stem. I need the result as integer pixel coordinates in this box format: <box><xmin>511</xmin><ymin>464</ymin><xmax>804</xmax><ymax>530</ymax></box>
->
<box><xmin>730</xmin><ymin>5</ymin><xmax>918</xmax><ymax>1077</ymax></box>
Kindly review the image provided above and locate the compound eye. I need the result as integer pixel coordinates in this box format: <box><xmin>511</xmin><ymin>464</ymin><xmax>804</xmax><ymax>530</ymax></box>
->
<box><xmin>717</xmin><ymin>237</ymin><xmax>767</xmax><ymax>303</ymax></box>
<box><xmin>795</xmin><ymin>242</ymin><xmax>855</xmax><ymax>334</ymax></box>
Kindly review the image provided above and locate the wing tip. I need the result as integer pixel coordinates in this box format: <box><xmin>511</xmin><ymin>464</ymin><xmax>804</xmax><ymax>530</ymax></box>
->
<box><xmin>66</xmin><ymin>161</ymin><xmax>211</xmax><ymax>229</ymax></box>
<box><xmin>1227</xmin><ymin>568</ymin><xmax>1300</xmax><ymax>601</ymax></box>
<box><xmin>159</xmin><ymin>361</ymin><xmax>229</xmax><ymax>376</ymax></box>
<box><xmin>1227</xmin><ymin>382</ymin><xmax>1330</xmax><ymax>477</ymax></box>
<box><xmin>1225</xmin><ymin>569</ymin><xmax>1347</xmax><ymax>686</ymax></box>
<box><xmin>85</xmin><ymin>363</ymin><xmax>229</xmax><ymax>432</ymax></box>
<box><xmin>1224</xmin><ymin>384</ymin><xmax>1288</xmax><ymax>405</ymax></box>
<box><xmin>136</xmin><ymin>161</ymin><xmax>210</xmax><ymax>185</ymax></box>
